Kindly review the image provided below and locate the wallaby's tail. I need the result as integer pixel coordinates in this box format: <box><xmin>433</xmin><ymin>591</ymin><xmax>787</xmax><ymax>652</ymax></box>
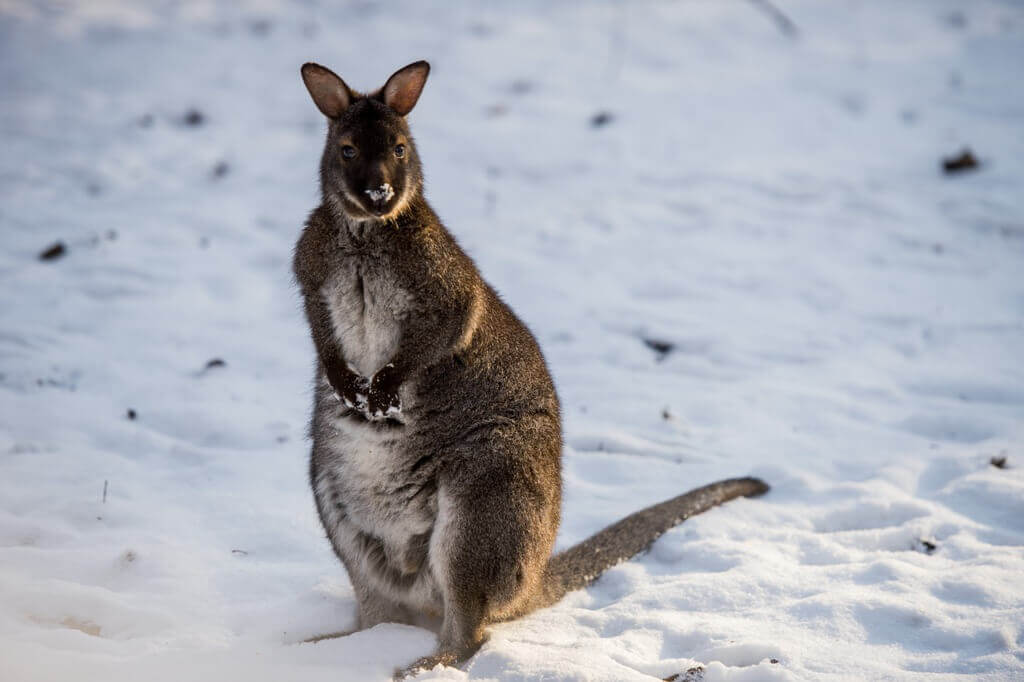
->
<box><xmin>528</xmin><ymin>476</ymin><xmax>769</xmax><ymax>613</ymax></box>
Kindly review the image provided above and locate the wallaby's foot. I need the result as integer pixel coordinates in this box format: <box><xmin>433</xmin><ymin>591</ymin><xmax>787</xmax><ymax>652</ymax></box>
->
<box><xmin>394</xmin><ymin>629</ymin><xmax>487</xmax><ymax>679</ymax></box>
<box><xmin>393</xmin><ymin>651</ymin><xmax>457</xmax><ymax>680</ymax></box>
<box><xmin>393</xmin><ymin>643</ymin><xmax>486</xmax><ymax>681</ymax></box>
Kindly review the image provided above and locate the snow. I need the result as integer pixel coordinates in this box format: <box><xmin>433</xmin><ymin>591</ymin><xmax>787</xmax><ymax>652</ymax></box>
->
<box><xmin>366</xmin><ymin>183</ymin><xmax>396</xmax><ymax>203</ymax></box>
<box><xmin>1</xmin><ymin>0</ymin><xmax>1022</xmax><ymax>680</ymax></box>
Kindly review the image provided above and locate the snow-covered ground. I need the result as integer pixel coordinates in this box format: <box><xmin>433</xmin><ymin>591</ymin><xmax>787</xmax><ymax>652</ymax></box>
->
<box><xmin>2</xmin><ymin>1</ymin><xmax>1023</xmax><ymax>680</ymax></box>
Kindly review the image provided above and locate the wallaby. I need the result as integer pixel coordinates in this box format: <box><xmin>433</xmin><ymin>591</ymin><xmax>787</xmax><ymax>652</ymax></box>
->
<box><xmin>293</xmin><ymin>60</ymin><xmax>769</xmax><ymax>678</ymax></box>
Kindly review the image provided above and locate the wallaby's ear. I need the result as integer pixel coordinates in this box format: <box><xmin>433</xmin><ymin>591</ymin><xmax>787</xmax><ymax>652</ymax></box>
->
<box><xmin>301</xmin><ymin>62</ymin><xmax>353</xmax><ymax>118</ymax></box>
<box><xmin>382</xmin><ymin>61</ymin><xmax>430</xmax><ymax>116</ymax></box>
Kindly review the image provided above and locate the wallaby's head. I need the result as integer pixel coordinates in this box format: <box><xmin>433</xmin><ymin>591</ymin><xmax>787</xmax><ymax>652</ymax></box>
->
<box><xmin>301</xmin><ymin>61</ymin><xmax>430</xmax><ymax>221</ymax></box>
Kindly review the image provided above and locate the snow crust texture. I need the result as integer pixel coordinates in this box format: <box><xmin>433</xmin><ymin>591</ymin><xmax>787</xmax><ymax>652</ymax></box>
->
<box><xmin>1</xmin><ymin>1</ymin><xmax>1022</xmax><ymax>680</ymax></box>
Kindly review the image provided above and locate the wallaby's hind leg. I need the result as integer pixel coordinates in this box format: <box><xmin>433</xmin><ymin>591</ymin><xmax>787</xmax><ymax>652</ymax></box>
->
<box><xmin>398</xmin><ymin>490</ymin><xmax>492</xmax><ymax>676</ymax></box>
<box><xmin>396</xmin><ymin>482</ymin><xmax>550</xmax><ymax>678</ymax></box>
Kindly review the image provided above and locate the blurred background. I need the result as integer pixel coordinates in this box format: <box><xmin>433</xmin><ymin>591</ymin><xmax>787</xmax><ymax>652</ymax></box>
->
<box><xmin>1</xmin><ymin>1</ymin><xmax>1022</xmax><ymax>680</ymax></box>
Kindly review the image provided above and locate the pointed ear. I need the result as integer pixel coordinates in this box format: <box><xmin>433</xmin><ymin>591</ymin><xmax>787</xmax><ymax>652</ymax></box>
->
<box><xmin>382</xmin><ymin>61</ymin><xmax>430</xmax><ymax>116</ymax></box>
<box><xmin>301</xmin><ymin>62</ymin><xmax>353</xmax><ymax>118</ymax></box>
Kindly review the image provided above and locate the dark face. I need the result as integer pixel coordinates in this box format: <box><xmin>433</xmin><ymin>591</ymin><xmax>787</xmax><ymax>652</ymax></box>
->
<box><xmin>322</xmin><ymin>99</ymin><xmax>423</xmax><ymax>220</ymax></box>
<box><xmin>301</xmin><ymin>60</ymin><xmax>431</xmax><ymax>222</ymax></box>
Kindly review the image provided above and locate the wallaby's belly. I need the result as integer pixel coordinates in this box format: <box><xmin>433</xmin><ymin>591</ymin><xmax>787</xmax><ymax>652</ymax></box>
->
<box><xmin>312</xmin><ymin>405</ymin><xmax>441</xmax><ymax>609</ymax></box>
<box><xmin>320</xmin><ymin>261</ymin><xmax>407</xmax><ymax>378</ymax></box>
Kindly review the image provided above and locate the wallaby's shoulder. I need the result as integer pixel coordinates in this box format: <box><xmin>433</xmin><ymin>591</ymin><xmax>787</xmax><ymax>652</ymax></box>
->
<box><xmin>381</xmin><ymin>198</ymin><xmax>481</xmax><ymax>289</ymax></box>
<box><xmin>292</xmin><ymin>204</ymin><xmax>339</xmax><ymax>291</ymax></box>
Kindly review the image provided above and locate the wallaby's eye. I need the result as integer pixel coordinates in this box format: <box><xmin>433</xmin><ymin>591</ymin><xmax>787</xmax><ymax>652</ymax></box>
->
<box><xmin>341</xmin><ymin>145</ymin><xmax>357</xmax><ymax>160</ymax></box>
<box><xmin>394</xmin><ymin>144</ymin><xmax>406</xmax><ymax>158</ymax></box>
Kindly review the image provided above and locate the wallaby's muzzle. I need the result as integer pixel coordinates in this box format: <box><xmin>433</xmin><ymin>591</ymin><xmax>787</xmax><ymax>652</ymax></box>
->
<box><xmin>364</xmin><ymin>182</ymin><xmax>397</xmax><ymax>215</ymax></box>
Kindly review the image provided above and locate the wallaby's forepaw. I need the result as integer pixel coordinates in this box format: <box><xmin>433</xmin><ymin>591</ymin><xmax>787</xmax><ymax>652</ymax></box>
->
<box><xmin>368</xmin><ymin>363</ymin><xmax>402</xmax><ymax>419</ymax></box>
<box><xmin>328</xmin><ymin>366</ymin><xmax>370</xmax><ymax>412</ymax></box>
<box><xmin>336</xmin><ymin>389</ymin><xmax>369</xmax><ymax>412</ymax></box>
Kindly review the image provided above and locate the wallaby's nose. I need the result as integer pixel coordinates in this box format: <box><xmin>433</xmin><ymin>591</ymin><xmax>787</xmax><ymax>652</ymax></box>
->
<box><xmin>364</xmin><ymin>182</ymin><xmax>396</xmax><ymax>213</ymax></box>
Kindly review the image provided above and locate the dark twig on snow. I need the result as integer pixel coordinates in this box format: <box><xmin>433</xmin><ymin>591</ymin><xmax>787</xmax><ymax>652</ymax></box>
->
<box><xmin>183</xmin><ymin>109</ymin><xmax>205</xmax><ymax>126</ymax></box>
<box><xmin>39</xmin><ymin>241</ymin><xmax>66</xmax><ymax>261</ymax></box>
<box><xmin>664</xmin><ymin>667</ymin><xmax>705</xmax><ymax>682</ymax></box>
<box><xmin>194</xmin><ymin>358</ymin><xmax>227</xmax><ymax>378</ymax></box>
<box><xmin>748</xmin><ymin>0</ymin><xmax>799</xmax><ymax>39</ymax></box>
<box><xmin>943</xmin><ymin>148</ymin><xmax>980</xmax><ymax>174</ymax></box>
<box><xmin>643</xmin><ymin>337</ymin><xmax>675</xmax><ymax>361</ymax></box>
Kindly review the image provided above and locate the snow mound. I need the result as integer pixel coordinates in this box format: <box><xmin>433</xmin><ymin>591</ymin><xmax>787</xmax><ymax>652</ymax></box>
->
<box><xmin>1</xmin><ymin>0</ymin><xmax>1022</xmax><ymax>680</ymax></box>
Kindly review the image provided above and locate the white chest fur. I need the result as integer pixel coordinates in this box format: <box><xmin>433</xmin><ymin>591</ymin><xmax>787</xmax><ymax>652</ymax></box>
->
<box><xmin>320</xmin><ymin>259</ymin><xmax>407</xmax><ymax>378</ymax></box>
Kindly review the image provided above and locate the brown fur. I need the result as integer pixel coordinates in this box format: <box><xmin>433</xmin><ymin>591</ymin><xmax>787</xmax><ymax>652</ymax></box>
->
<box><xmin>292</xmin><ymin>60</ymin><xmax>769</xmax><ymax>678</ymax></box>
